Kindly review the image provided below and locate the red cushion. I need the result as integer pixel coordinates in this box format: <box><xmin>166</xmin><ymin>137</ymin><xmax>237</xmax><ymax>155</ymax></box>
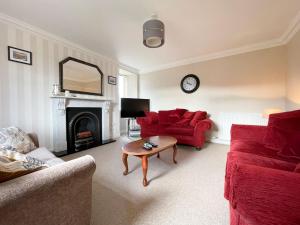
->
<box><xmin>182</xmin><ymin>111</ymin><xmax>195</xmax><ymax>119</ymax></box>
<box><xmin>158</xmin><ymin>110</ymin><xmax>173</xmax><ymax>125</ymax></box>
<box><xmin>175</xmin><ymin>118</ymin><xmax>191</xmax><ymax>126</ymax></box>
<box><xmin>190</xmin><ymin>111</ymin><xmax>207</xmax><ymax>127</ymax></box>
<box><xmin>175</xmin><ymin>108</ymin><xmax>187</xmax><ymax>115</ymax></box>
<box><xmin>145</xmin><ymin>111</ymin><xmax>158</xmax><ymax>124</ymax></box>
<box><xmin>165</xmin><ymin>126</ymin><xmax>194</xmax><ymax>136</ymax></box>
<box><xmin>264</xmin><ymin>110</ymin><xmax>300</xmax><ymax>151</ymax></box>
<box><xmin>168</xmin><ymin>109</ymin><xmax>186</xmax><ymax>123</ymax></box>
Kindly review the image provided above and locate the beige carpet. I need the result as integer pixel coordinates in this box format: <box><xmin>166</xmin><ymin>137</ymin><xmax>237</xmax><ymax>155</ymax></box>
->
<box><xmin>63</xmin><ymin>137</ymin><xmax>230</xmax><ymax>225</ymax></box>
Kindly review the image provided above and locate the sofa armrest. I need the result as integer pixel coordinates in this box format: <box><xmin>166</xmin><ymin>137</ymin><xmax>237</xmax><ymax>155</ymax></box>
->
<box><xmin>230</xmin><ymin>163</ymin><xmax>300</xmax><ymax>225</ymax></box>
<box><xmin>231</xmin><ymin>124</ymin><xmax>267</xmax><ymax>143</ymax></box>
<box><xmin>194</xmin><ymin>119</ymin><xmax>212</xmax><ymax>134</ymax></box>
<box><xmin>0</xmin><ymin>155</ymin><xmax>96</xmax><ymax>225</ymax></box>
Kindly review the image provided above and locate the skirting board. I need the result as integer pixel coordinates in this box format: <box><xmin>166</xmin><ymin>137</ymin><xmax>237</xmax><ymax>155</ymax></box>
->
<box><xmin>209</xmin><ymin>138</ymin><xmax>230</xmax><ymax>145</ymax></box>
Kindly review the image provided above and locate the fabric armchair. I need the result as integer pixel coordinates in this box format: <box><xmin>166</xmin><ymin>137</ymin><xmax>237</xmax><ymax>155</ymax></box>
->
<box><xmin>229</xmin><ymin>163</ymin><xmax>300</xmax><ymax>225</ymax></box>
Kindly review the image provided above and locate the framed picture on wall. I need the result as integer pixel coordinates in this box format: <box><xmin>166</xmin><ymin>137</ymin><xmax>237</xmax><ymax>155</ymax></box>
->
<box><xmin>108</xmin><ymin>76</ymin><xmax>117</xmax><ymax>85</ymax></box>
<box><xmin>8</xmin><ymin>46</ymin><xmax>32</xmax><ymax>65</ymax></box>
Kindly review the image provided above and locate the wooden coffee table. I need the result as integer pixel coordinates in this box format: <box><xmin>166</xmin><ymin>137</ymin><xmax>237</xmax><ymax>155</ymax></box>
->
<box><xmin>122</xmin><ymin>136</ymin><xmax>177</xmax><ymax>187</ymax></box>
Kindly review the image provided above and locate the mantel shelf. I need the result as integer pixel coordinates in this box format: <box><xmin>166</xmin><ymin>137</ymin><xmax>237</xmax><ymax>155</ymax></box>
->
<box><xmin>50</xmin><ymin>95</ymin><xmax>112</xmax><ymax>111</ymax></box>
<box><xmin>50</xmin><ymin>95</ymin><xmax>111</xmax><ymax>102</ymax></box>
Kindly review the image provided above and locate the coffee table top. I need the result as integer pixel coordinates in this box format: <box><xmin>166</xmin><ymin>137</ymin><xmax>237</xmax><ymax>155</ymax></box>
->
<box><xmin>122</xmin><ymin>136</ymin><xmax>177</xmax><ymax>156</ymax></box>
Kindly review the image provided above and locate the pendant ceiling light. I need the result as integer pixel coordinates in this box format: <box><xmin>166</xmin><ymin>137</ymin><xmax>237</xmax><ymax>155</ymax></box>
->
<box><xmin>143</xmin><ymin>15</ymin><xmax>165</xmax><ymax>48</ymax></box>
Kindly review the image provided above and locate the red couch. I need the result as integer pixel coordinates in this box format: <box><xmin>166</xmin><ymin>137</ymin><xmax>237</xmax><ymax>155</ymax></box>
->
<box><xmin>225</xmin><ymin>110</ymin><xmax>300</xmax><ymax>225</ymax></box>
<box><xmin>136</xmin><ymin>109</ymin><xmax>212</xmax><ymax>148</ymax></box>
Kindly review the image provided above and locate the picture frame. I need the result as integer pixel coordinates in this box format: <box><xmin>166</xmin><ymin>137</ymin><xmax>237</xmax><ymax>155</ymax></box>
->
<box><xmin>8</xmin><ymin>46</ymin><xmax>32</xmax><ymax>65</ymax></box>
<box><xmin>108</xmin><ymin>76</ymin><xmax>117</xmax><ymax>85</ymax></box>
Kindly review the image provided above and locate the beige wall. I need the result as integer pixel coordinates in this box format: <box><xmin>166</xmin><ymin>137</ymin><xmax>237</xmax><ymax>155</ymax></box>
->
<box><xmin>140</xmin><ymin>46</ymin><xmax>287</xmax><ymax>141</ymax></box>
<box><xmin>286</xmin><ymin>29</ymin><xmax>300</xmax><ymax>110</ymax></box>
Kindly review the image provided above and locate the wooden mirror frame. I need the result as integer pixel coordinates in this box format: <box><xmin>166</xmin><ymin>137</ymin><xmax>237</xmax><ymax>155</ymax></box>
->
<box><xmin>59</xmin><ymin>57</ymin><xmax>104</xmax><ymax>96</ymax></box>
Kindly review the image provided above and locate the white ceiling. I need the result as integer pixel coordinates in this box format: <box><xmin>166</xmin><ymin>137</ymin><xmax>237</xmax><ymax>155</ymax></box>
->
<box><xmin>1</xmin><ymin>0</ymin><xmax>300</xmax><ymax>73</ymax></box>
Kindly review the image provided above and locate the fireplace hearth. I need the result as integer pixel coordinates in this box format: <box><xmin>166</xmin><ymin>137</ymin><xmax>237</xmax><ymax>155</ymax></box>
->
<box><xmin>66</xmin><ymin>107</ymin><xmax>102</xmax><ymax>154</ymax></box>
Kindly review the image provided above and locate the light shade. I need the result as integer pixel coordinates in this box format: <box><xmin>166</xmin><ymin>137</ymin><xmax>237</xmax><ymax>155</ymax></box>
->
<box><xmin>143</xmin><ymin>19</ymin><xmax>165</xmax><ymax>48</ymax></box>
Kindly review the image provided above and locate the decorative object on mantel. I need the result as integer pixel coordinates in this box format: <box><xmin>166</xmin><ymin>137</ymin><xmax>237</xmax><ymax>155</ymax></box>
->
<box><xmin>143</xmin><ymin>15</ymin><xmax>165</xmax><ymax>48</ymax></box>
<box><xmin>8</xmin><ymin>46</ymin><xmax>32</xmax><ymax>65</ymax></box>
<box><xmin>65</xmin><ymin>90</ymin><xmax>71</xmax><ymax>97</ymax></box>
<box><xmin>52</xmin><ymin>84</ymin><xmax>60</xmax><ymax>96</ymax></box>
<box><xmin>108</xmin><ymin>76</ymin><xmax>117</xmax><ymax>85</ymax></box>
<box><xmin>104</xmin><ymin>101</ymin><xmax>111</xmax><ymax>113</ymax></box>
<box><xmin>59</xmin><ymin>57</ymin><xmax>104</xmax><ymax>96</ymax></box>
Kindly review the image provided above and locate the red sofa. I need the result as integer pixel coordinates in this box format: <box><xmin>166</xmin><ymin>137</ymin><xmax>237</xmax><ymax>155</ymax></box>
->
<box><xmin>136</xmin><ymin>109</ymin><xmax>212</xmax><ymax>148</ymax></box>
<box><xmin>225</xmin><ymin>110</ymin><xmax>300</xmax><ymax>225</ymax></box>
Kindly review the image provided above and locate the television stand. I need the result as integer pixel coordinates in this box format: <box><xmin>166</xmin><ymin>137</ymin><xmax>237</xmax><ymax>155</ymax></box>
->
<box><xmin>127</xmin><ymin>118</ymin><xmax>141</xmax><ymax>138</ymax></box>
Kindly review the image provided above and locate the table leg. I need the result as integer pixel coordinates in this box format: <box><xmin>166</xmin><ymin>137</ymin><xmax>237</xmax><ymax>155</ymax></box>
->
<box><xmin>142</xmin><ymin>155</ymin><xmax>148</xmax><ymax>186</ymax></box>
<box><xmin>157</xmin><ymin>152</ymin><xmax>160</xmax><ymax>158</ymax></box>
<box><xmin>173</xmin><ymin>144</ymin><xmax>177</xmax><ymax>164</ymax></box>
<box><xmin>122</xmin><ymin>153</ymin><xmax>129</xmax><ymax>175</ymax></box>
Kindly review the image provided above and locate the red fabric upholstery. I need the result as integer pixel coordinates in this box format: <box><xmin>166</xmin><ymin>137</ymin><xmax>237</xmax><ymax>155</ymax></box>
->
<box><xmin>145</xmin><ymin>111</ymin><xmax>159</xmax><ymax>124</ymax></box>
<box><xmin>230</xmin><ymin>164</ymin><xmax>300</xmax><ymax>225</ymax></box>
<box><xmin>295</xmin><ymin>164</ymin><xmax>300</xmax><ymax>173</ymax></box>
<box><xmin>137</xmin><ymin>109</ymin><xmax>212</xmax><ymax>148</ymax></box>
<box><xmin>224</xmin><ymin>151</ymin><xmax>296</xmax><ymax>200</ymax></box>
<box><xmin>190</xmin><ymin>111</ymin><xmax>207</xmax><ymax>127</ymax></box>
<box><xmin>175</xmin><ymin>118</ymin><xmax>191</xmax><ymax>126</ymax></box>
<box><xmin>165</xmin><ymin>126</ymin><xmax>194</xmax><ymax>136</ymax></box>
<box><xmin>264</xmin><ymin>110</ymin><xmax>300</xmax><ymax>151</ymax></box>
<box><xmin>158</xmin><ymin>110</ymin><xmax>173</xmax><ymax>125</ymax></box>
<box><xmin>225</xmin><ymin>111</ymin><xmax>300</xmax><ymax>225</ymax></box>
<box><xmin>182</xmin><ymin>111</ymin><xmax>195</xmax><ymax>119</ymax></box>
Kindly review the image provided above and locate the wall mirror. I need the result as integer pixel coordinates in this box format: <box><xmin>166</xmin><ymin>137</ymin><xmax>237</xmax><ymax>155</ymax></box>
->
<box><xmin>59</xmin><ymin>57</ymin><xmax>103</xmax><ymax>96</ymax></box>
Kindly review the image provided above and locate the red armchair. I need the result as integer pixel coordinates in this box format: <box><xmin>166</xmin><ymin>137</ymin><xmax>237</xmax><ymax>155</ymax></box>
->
<box><xmin>225</xmin><ymin>110</ymin><xmax>300</xmax><ymax>225</ymax></box>
<box><xmin>137</xmin><ymin>109</ymin><xmax>212</xmax><ymax>148</ymax></box>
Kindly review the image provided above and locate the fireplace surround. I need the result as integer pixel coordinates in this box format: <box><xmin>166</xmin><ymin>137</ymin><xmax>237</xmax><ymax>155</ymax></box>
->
<box><xmin>66</xmin><ymin>107</ymin><xmax>102</xmax><ymax>154</ymax></box>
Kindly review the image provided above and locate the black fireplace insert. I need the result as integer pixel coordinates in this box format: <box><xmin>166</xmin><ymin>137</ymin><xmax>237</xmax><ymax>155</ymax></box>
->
<box><xmin>66</xmin><ymin>107</ymin><xmax>102</xmax><ymax>154</ymax></box>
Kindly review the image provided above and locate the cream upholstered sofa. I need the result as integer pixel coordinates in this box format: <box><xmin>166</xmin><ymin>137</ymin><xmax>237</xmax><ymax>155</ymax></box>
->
<box><xmin>0</xmin><ymin>133</ymin><xmax>96</xmax><ymax>225</ymax></box>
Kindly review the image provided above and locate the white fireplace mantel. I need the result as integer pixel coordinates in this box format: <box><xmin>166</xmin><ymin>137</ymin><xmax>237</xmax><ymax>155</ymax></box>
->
<box><xmin>50</xmin><ymin>95</ymin><xmax>118</xmax><ymax>152</ymax></box>
<box><xmin>50</xmin><ymin>95</ymin><xmax>112</xmax><ymax>111</ymax></box>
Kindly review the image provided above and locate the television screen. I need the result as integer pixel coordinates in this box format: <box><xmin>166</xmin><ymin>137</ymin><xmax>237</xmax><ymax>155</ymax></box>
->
<box><xmin>121</xmin><ymin>98</ymin><xmax>150</xmax><ymax>118</ymax></box>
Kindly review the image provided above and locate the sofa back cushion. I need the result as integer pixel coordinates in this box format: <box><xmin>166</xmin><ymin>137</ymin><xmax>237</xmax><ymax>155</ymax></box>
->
<box><xmin>175</xmin><ymin>118</ymin><xmax>191</xmax><ymax>127</ymax></box>
<box><xmin>182</xmin><ymin>111</ymin><xmax>195</xmax><ymax>119</ymax></box>
<box><xmin>158</xmin><ymin>110</ymin><xmax>174</xmax><ymax>125</ymax></box>
<box><xmin>190</xmin><ymin>111</ymin><xmax>207</xmax><ymax>127</ymax></box>
<box><xmin>264</xmin><ymin>110</ymin><xmax>300</xmax><ymax>159</ymax></box>
<box><xmin>145</xmin><ymin>111</ymin><xmax>159</xmax><ymax>124</ymax></box>
<box><xmin>159</xmin><ymin>109</ymin><xmax>188</xmax><ymax>124</ymax></box>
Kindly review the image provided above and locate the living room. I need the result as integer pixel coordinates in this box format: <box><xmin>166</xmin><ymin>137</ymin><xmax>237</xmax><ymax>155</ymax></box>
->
<box><xmin>0</xmin><ymin>1</ymin><xmax>300</xmax><ymax>225</ymax></box>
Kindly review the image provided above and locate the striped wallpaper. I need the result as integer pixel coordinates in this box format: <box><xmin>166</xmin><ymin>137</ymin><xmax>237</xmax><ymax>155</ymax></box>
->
<box><xmin>0</xmin><ymin>19</ymin><xmax>120</xmax><ymax>151</ymax></box>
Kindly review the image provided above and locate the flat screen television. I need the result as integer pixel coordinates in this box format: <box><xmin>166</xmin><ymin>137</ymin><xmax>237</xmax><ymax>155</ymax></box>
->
<box><xmin>121</xmin><ymin>98</ymin><xmax>150</xmax><ymax>118</ymax></box>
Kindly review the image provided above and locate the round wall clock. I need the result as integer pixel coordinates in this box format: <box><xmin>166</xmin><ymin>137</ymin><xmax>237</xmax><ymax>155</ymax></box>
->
<box><xmin>180</xmin><ymin>74</ymin><xmax>200</xmax><ymax>94</ymax></box>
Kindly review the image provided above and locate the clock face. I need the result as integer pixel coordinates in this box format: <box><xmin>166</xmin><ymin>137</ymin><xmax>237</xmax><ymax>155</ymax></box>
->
<box><xmin>180</xmin><ymin>74</ymin><xmax>200</xmax><ymax>93</ymax></box>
